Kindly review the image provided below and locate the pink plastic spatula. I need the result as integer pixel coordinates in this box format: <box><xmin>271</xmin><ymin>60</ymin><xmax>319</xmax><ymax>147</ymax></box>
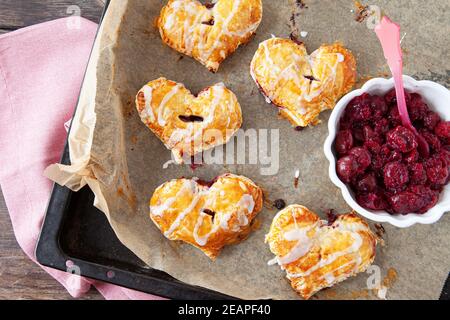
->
<box><xmin>375</xmin><ymin>16</ymin><xmax>430</xmax><ymax>157</ymax></box>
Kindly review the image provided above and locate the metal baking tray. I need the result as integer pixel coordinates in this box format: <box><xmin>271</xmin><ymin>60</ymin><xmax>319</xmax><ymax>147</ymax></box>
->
<box><xmin>35</xmin><ymin>0</ymin><xmax>233</xmax><ymax>300</ymax></box>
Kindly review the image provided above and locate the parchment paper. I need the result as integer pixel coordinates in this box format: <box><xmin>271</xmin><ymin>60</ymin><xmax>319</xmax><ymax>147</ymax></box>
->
<box><xmin>45</xmin><ymin>0</ymin><xmax>450</xmax><ymax>299</ymax></box>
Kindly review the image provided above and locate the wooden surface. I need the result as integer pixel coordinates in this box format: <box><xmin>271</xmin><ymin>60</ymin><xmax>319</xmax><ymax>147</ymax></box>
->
<box><xmin>0</xmin><ymin>0</ymin><xmax>105</xmax><ymax>300</ymax></box>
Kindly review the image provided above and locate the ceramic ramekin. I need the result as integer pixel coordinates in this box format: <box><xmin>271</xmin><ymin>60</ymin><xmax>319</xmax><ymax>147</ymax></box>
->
<box><xmin>324</xmin><ymin>75</ymin><xmax>450</xmax><ymax>228</ymax></box>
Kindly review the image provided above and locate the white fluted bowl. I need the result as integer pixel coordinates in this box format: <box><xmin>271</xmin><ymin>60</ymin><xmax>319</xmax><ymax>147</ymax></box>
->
<box><xmin>324</xmin><ymin>75</ymin><xmax>450</xmax><ymax>228</ymax></box>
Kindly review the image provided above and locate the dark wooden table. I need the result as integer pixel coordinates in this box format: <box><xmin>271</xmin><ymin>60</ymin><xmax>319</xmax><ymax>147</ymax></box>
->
<box><xmin>0</xmin><ymin>0</ymin><xmax>106</xmax><ymax>300</ymax></box>
<box><xmin>1</xmin><ymin>0</ymin><xmax>449</xmax><ymax>301</ymax></box>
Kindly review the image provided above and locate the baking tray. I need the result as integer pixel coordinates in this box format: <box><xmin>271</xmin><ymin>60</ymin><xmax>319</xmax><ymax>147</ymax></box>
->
<box><xmin>35</xmin><ymin>0</ymin><xmax>233</xmax><ymax>300</ymax></box>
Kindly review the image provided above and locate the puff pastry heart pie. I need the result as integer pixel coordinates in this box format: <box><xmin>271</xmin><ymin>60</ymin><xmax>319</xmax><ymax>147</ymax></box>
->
<box><xmin>266</xmin><ymin>205</ymin><xmax>377</xmax><ymax>299</ymax></box>
<box><xmin>150</xmin><ymin>174</ymin><xmax>263</xmax><ymax>259</ymax></box>
<box><xmin>157</xmin><ymin>0</ymin><xmax>263</xmax><ymax>72</ymax></box>
<box><xmin>136</xmin><ymin>78</ymin><xmax>242</xmax><ymax>163</ymax></box>
<box><xmin>251</xmin><ymin>38</ymin><xmax>357</xmax><ymax>127</ymax></box>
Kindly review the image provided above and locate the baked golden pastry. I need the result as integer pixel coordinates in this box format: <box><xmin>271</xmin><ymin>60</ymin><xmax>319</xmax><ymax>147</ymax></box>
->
<box><xmin>250</xmin><ymin>38</ymin><xmax>357</xmax><ymax>127</ymax></box>
<box><xmin>136</xmin><ymin>78</ymin><xmax>242</xmax><ymax>163</ymax></box>
<box><xmin>266</xmin><ymin>205</ymin><xmax>377</xmax><ymax>299</ymax></box>
<box><xmin>157</xmin><ymin>0</ymin><xmax>263</xmax><ymax>72</ymax></box>
<box><xmin>150</xmin><ymin>174</ymin><xmax>263</xmax><ymax>259</ymax></box>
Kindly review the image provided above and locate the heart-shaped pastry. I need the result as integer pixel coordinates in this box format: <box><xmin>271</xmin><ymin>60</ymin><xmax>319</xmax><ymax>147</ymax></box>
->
<box><xmin>157</xmin><ymin>0</ymin><xmax>263</xmax><ymax>72</ymax></box>
<box><xmin>266</xmin><ymin>205</ymin><xmax>377</xmax><ymax>299</ymax></box>
<box><xmin>136</xmin><ymin>78</ymin><xmax>242</xmax><ymax>163</ymax></box>
<box><xmin>150</xmin><ymin>174</ymin><xmax>263</xmax><ymax>259</ymax></box>
<box><xmin>251</xmin><ymin>38</ymin><xmax>357</xmax><ymax>127</ymax></box>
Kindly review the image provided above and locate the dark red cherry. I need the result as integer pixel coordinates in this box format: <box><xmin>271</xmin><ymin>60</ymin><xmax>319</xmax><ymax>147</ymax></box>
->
<box><xmin>423</xmin><ymin>112</ymin><xmax>441</xmax><ymax>130</ymax></box>
<box><xmin>435</xmin><ymin>121</ymin><xmax>450</xmax><ymax>144</ymax></box>
<box><xmin>386</xmin><ymin>126</ymin><xmax>418</xmax><ymax>153</ymax></box>
<box><xmin>404</xmin><ymin>149</ymin><xmax>419</xmax><ymax>165</ymax></box>
<box><xmin>388</xmin><ymin>192</ymin><xmax>425</xmax><ymax>215</ymax></box>
<box><xmin>425</xmin><ymin>156</ymin><xmax>449</xmax><ymax>186</ymax></box>
<box><xmin>409</xmin><ymin>163</ymin><xmax>427</xmax><ymax>185</ymax></box>
<box><xmin>356</xmin><ymin>192</ymin><xmax>387</xmax><ymax>211</ymax></box>
<box><xmin>335</xmin><ymin>130</ymin><xmax>354</xmax><ymax>155</ymax></box>
<box><xmin>337</xmin><ymin>155</ymin><xmax>358</xmax><ymax>184</ymax></box>
<box><xmin>421</xmin><ymin>131</ymin><xmax>441</xmax><ymax>153</ymax></box>
<box><xmin>349</xmin><ymin>147</ymin><xmax>372</xmax><ymax>173</ymax></box>
<box><xmin>355</xmin><ymin>173</ymin><xmax>378</xmax><ymax>193</ymax></box>
<box><xmin>383</xmin><ymin>161</ymin><xmax>409</xmax><ymax>190</ymax></box>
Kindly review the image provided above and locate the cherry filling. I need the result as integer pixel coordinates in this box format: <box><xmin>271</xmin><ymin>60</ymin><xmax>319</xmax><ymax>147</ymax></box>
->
<box><xmin>335</xmin><ymin>89</ymin><xmax>450</xmax><ymax>215</ymax></box>
<box><xmin>201</xmin><ymin>18</ymin><xmax>215</xmax><ymax>26</ymax></box>
<box><xmin>179</xmin><ymin>115</ymin><xmax>204</xmax><ymax>122</ymax></box>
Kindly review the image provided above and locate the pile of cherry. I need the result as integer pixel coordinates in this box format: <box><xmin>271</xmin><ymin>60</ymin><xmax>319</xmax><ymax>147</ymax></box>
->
<box><xmin>335</xmin><ymin>89</ymin><xmax>450</xmax><ymax>215</ymax></box>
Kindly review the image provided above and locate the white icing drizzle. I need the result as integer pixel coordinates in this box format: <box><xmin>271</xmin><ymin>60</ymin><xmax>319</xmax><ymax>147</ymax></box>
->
<box><xmin>219</xmin><ymin>194</ymin><xmax>254</xmax><ymax>232</ymax></box>
<box><xmin>139</xmin><ymin>85</ymin><xmax>155</xmax><ymax>123</ymax></box>
<box><xmin>201</xmin><ymin>85</ymin><xmax>225</xmax><ymax>126</ymax></box>
<box><xmin>197</xmin><ymin>24</ymin><xmax>208</xmax><ymax>51</ymax></box>
<box><xmin>164</xmin><ymin>182</ymin><xmax>202</xmax><ymax>238</ymax></box>
<box><xmin>164</xmin><ymin>1</ymin><xmax>184</xmax><ymax>31</ymax></box>
<box><xmin>271</xmin><ymin>223</ymin><xmax>316</xmax><ymax>266</ymax></box>
<box><xmin>193</xmin><ymin>211</ymin><xmax>214</xmax><ymax>246</ymax></box>
<box><xmin>318</xmin><ymin>259</ymin><xmax>358</xmax><ymax>285</ymax></box>
<box><xmin>164</xmin><ymin>0</ymin><xmax>259</xmax><ymax>64</ymax></box>
<box><xmin>202</xmin><ymin>0</ymin><xmax>242</xmax><ymax>61</ymax></box>
<box><xmin>253</xmin><ymin>38</ymin><xmax>347</xmax><ymax>118</ymax></box>
<box><xmin>268</xmin><ymin>212</ymin><xmax>367</xmax><ymax>283</ymax></box>
<box><xmin>324</xmin><ymin>273</ymin><xmax>336</xmax><ymax>285</ymax></box>
<box><xmin>162</xmin><ymin>159</ymin><xmax>177</xmax><ymax>169</ymax></box>
<box><xmin>286</xmin><ymin>231</ymin><xmax>363</xmax><ymax>279</ymax></box>
<box><xmin>238</xmin><ymin>181</ymin><xmax>248</xmax><ymax>192</ymax></box>
<box><xmin>158</xmin><ymin>84</ymin><xmax>182</xmax><ymax>126</ymax></box>
<box><xmin>193</xmin><ymin>193</ymin><xmax>255</xmax><ymax>246</ymax></box>
<box><xmin>280</xmin><ymin>108</ymin><xmax>304</xmax><ymax>125</ymax></box>
<box><xmin>164</xmin><ymin>0</ymin><xmax>201</xmax><ymax>54</ymax></box>
<box><xmin>227</xmin><ymin>21</ymin><xmax>261</xmax><ymax>38</ymax></box>
<box><xmin>274</xmin><ymin>63</ymin><xmax>301</xmax><ymax>88</ymax></box>
<box><xmin>237</xmin><ymin>194</ymin><xmax>255</xmax><ymax>216</ymax></box>
<box><xmin>167</xmin><ymin>126</ymin><xmax>192</xmax><ymax>148</ymax></box>
<box><xmin>167</xmin><ymin>85</ymin><xmax>226</xmax><ymax>149</ymax></box>
<box><xmin>304</xmin><ymin>51</ymin><xmax>344</xmax><ymax>103</ymax></box>
<box><xmin>184</xmin><ymin>2</ymin><xmax>208</xmax><ymax>55</ymax></box>
<box><xmin>261</xmin><ymin>41</ymin><xmax>279</xmax><ymax>73</ymax></box>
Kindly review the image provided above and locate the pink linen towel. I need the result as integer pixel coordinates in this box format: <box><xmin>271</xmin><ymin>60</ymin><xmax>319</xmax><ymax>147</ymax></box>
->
<box><xmin>0</xmin><ymin>17</ymin><xmax>162</xmax><ymax>300</ymax></box>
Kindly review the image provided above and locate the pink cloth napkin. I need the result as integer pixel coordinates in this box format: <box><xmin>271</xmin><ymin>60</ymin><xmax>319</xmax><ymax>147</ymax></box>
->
<box><xmin>0</xmin><ymin>17</ymin><xmax>163</xmax><ymax>300</ymax></box>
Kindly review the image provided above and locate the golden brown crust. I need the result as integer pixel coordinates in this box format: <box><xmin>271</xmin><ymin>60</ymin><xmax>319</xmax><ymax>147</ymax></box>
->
<box><xmin>266</xmin><ymin>205</ymin><xmax>377</xmax><ymax>299</ymax></box>
<box><xmin>250</xmin><ymin>38</ymin><xmax>357</xmax><ymax>127</ymax></box>
<box><xmin>136</xmin><ymin>77</ymin><xmax>242</xmax><ymax>163</ymax></box>
<box><xmin>150</xmin><ymin>174</ymin><xmax>263</xmax><ymax>260</ymax></box>
<box><xmin>157</xmin><ymin>0</ymin><xmax>263</xmax><ymax>72</ymax></box>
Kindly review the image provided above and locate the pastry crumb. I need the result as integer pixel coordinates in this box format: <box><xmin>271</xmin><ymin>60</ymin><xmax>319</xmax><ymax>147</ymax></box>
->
<box><xmin>294</xmin><ymin>169</ymin><xmax>300</xmax><ymax>188</ymax></box>
<box><xmin>354</xmin><ymin>1</ymin><xmax>371</xmax><ymax>23</ymax></box>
